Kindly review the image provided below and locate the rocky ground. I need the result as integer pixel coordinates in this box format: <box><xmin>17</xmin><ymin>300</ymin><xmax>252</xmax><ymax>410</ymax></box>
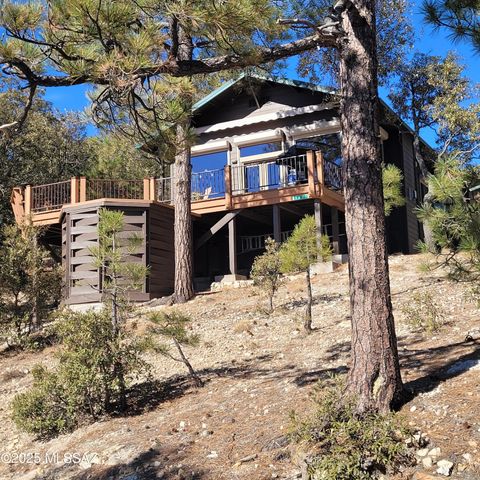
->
<box><xmin>0</xmin><ymin>253</ymin><xmax>479</xmax><ymax>480</ymax></box>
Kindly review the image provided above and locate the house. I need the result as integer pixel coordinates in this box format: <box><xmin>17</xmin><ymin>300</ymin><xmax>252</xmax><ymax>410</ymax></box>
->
<box><xmin>10</xmin><ymin>74</ymin><xmax>427</xmax><ymax>306</ymax></box>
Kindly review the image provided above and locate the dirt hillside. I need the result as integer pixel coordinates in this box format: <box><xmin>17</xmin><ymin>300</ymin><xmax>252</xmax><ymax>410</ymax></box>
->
<box><xmin>0</xmin><ymin>253</ymin><xmax>479</xmax><ymax>480</ymax></box>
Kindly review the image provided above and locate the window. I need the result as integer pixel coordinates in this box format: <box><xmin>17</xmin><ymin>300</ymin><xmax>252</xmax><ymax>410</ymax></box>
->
<box><xmin>239</xmin><ymin>141</ymin><xmax>282</xmax><ymax>158</ymax></box>
<box><xmin>191</xmin><ymin>150</ymin><xmax>228</xmax><ymax>173</ymax></box>
<box><xmin>191</xmin><ymin>150</ymin><xmax>228</xmax><ymax>199</ymax></box>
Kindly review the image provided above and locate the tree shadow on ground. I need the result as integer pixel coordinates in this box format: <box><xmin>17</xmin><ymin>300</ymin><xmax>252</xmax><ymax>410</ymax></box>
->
<box><xmin>281</xmin><ymin>293</ymin><xmax>344</xmax><ymax>310</ymax></box>
<box><xmin>401</xmin><ymin>337</ymin><xmax>480</xmax><ymax>403</ymax></box>
<box><xmin>41</xmin><ymin>444</ymin><xmax>209</xmax><ymax>480</ymax></box>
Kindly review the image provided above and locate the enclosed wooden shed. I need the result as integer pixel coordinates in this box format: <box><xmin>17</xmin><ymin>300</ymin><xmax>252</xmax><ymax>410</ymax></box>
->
<box><xmin>62</xmin><ymin>199</ymin><xmax>175</xmax><ymax>305</ymax></box>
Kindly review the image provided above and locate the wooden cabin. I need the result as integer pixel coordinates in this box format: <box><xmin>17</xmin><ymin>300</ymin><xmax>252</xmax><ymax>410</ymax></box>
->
<box><xmin>10</xmin><ymin>74</ymin><xmax>426</xmax><ymax>305</ymax></box>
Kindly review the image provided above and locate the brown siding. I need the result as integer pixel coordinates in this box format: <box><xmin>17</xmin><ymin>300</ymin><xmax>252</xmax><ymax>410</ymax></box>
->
<box><xmin>62</xmin><ymin>200</ymin><xmax>175</xmax><ymax>305</ymax></box>
<box><xmin>401</xmin><ymin>133</ymin><xmax>420</xmax><ymax>253</ymax></box>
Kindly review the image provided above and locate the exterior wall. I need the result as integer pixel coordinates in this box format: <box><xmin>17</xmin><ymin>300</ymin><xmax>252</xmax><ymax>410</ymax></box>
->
<box><xmin>62</xmin><ymin>200</ymin><xmax>174</xmax><ymax>305</ymax></box>
<box><xmin>401</xmin><ymin>133</ymin><xmax>421</xmax><ymax>253</ymax></box>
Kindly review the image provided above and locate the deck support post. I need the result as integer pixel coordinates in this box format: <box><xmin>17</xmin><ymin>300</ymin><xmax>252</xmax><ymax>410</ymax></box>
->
<box><xmin>229</xmin><ymin>215</ymin><xmax>237</xmax><ymax>275</ymax></box>
<box><xmin>315</xmin><ymin>151</ymin><xmax>324</xmax><ymax>196</ymax></box>
<box><xmin>331</xmin><ymin>206</ymin><xmax>340</xmax><ymax>255</ymax></box>
<box><xmin>307</xmin><ymin>150</ymin><xmax>317</xmax><ymax>197</ymax></box>
<box><xmin>149</xmin><ymin>177</ymin><xmax>156</xmax><ymax>201</ymax></box>
<box><xmin>70</xmin><ymin>177</ymin><xmax>80</xmax><ymax>204</ymax></box>
<box><xmin>225</xmin><ymin>165</ymin><xmax>233</xmax><ymax>209</ymax></box>
<box><xmin>24</xmin><ymin>185</ymin><xmax>32</xmax><ymax>217</ymax></box>
<box><xmin>143</xmin><ymin>178</ymin><xmax>151</xmax><ymax>200</ymax></box>
<box><xmin>273</xmin><ymin>204</ymin><xmax>281</xmax><ymax>243</ymax></box>
<box><xmin>314</xmin><ymin>199</ymin><xmax>323</xmax><ymax>260</ymax></box>
<box><xmin>79</xmin><ymin>177</ymin><xmax>87</xmax><ymax>202</ymax></box>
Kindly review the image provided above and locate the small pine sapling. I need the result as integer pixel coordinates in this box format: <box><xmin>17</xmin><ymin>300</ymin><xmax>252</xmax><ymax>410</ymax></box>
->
<box><xmin>280</xmin><ymin>215</ymin><xmax>332</xmax><ymax>333</ymax></box>
<box><xmin>89</xmin><ymin>208</ymin><xmax>149</xmax><ymax>410</ymax></box>
<box><xmin>147</xmin><ymin>310</ymin><xmax>203</xmax><ymax>387</ymax></box>
<box><xmin>250</xmin><ymin>237</ymin><xmax>283</xmax><ymax>313</ymax></box>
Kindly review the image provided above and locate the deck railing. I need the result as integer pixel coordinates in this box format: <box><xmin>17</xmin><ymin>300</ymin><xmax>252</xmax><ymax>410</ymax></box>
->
<box><xmin>86</xmin><ymin>179</ymin><xmax>144</xmax><ymax>201</ymax></box>
<box><xmin>31</xmin><ymin>180</ymin><xmax>71</xmax><ymax>213</ymax></box>
<box><xmin>323</xmin><ymin>160</ymin><xmax>343</xmax><ymax>191</ymax></box>
<box><xmin>18</xmin><ymin>151</ymin><xmax>344</xmax><ymax>219</ymax></box>
<box><xmin>231</xmin><ymin>154</ymin><xmax>308</xmax><ymax>195</ymax></box>
<box><xmin>192</xmin><ymin>168</ymin><xmax>225</xmax><ymax>200</ymax></box>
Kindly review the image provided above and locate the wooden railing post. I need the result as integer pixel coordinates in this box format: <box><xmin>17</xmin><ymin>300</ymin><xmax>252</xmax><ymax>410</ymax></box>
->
<box><xmin>224</xmin><ymin>164</ymin><xmax>232</xmax><ymax>209</ymax></box>
<box><xmin>307</xmin><ymin>150</ymin><xmax>317</xmax><ymax>197</ymax></box>
<box><xmin>143</xmin><ymin>178</ymin><xmax>150</xmax><ymax>200</ymax></box>
<box><xmin>315</xmin><ymin>150</ymin><xmax>324</xmax><ymax>197</ymax></box>
<box><xmin>149</xmin><ymin>177</ymin><xmax>156</xmax><ymax>201</ymax></box>
<box><xmin>79</xmin><ymin>176</ymin><xmax>87</xmax><ymax>202</ymax></box>
<box><xmin>24</xmin><ymin>185</ymin><xmax>32</xmax><ymax>216</ymax></box>
<box><xmin>70</xmin><ymin>177</ymin><xmax>80</xmax><ymax>204</ymax></box>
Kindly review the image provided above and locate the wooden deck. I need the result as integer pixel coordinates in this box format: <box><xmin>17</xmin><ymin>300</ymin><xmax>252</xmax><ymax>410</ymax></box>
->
<box><xmin>11</xmin><ymin>151</ymin><xmax>344</xmax><ymax>226</ymax></box>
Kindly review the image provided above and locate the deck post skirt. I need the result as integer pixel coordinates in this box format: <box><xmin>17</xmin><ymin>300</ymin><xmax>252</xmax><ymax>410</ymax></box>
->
<box><xmin>143</xmin><ymin>178</ymin><xmax>151</xmax><ymax>200</ymax></box>
<box><xmin>315</xmin><ymin>151</ymin><xmax>324</xmax><ymax>197</ymax></box>
<box><xmin>79</xmin><ymin>177</ymin><xmax>87</xmax><ymax>202</ymax></box>
<box><xmin>224</xmin><ymin>165</ymin><xmax>233</xmax><ymax>209</ymax></box>
<box><xmin>149</xmin><ymin>177</ymin><xmax>156</xmax><ymax>201</ymax></box>
<box><xmin>70</xmin><ymin>177</ymin><xmax>80</xmax><ymax>204</ymax></box>
<box><xmin>24</xmin><ymin>185</ymin><xmax>32</xmax><ymax>216</ymax></box>
<box><xmin>307</xmin><ymin>150</ymin><xmax>317</xmax><ymax>197</ymax></box>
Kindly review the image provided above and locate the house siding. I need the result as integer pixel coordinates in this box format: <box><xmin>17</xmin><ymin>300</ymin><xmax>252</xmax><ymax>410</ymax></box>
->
<box><xmin>401</xmin><ymin>133</ymin><xmax>421</xmax><ymax>253</ymax></box>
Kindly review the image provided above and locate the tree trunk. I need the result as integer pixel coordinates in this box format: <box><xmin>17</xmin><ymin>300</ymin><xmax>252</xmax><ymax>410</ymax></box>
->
<box><xmin>173</xmin><ymin>338</ymin><xmax>203</xmax><ymax>387</ymax></box>
<box><xmin>304</xmin><ymin>268</ymin><xmax>313</xmax><ymax>334</ymax></box>
<box><xmin>173</xmin><ymin>27</ymin><xmax>195</xmax><ymax>304</ymax></box>
<box><xmin>339</xmin><ymin>0</ymin><xmax>403</xmax><ymax>413</ymax></box>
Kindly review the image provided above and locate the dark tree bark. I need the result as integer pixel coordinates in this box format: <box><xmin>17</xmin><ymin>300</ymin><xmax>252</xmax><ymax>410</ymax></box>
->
<box><xmin>173</xmin><ymin>26</ymin><xmax>195</xmax><ymax>304</ymax></box>
<box><xmin>339</xmin><ymin>0</ymin><xmax>403</xmax><ymax>413</ymax></box>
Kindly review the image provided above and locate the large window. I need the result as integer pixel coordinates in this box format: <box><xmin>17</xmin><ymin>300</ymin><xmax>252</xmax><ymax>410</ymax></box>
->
<box><xmin>191</xmin><ymin>150</ymin><xmax>228</xmax><ymax>199</ymax></box>
<box><xmin>191</xmin><ymin>150</ymin><xmax>228</xmax><ymax>172</ymax></box>
<box><xmin>239</xmin><ymin>141</ymin><xmax>283</xmax><ymax>158</ymax></box>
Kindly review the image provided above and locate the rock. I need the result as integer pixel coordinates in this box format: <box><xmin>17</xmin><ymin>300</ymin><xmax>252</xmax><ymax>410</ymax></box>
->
<box><xmin>206</xmin><ymin>451</ymin><xmax>218</xmax><ymax>459</ymax></box>
<box><xmin>428</xmin><ymin>447</ymin><xmax>441</xmax><ymax>458</ymax></box>
<box><xmin>457</xmin><ymin>463</ymin><xmax>468</xmax><ymax>472</ymax></box>
<box><xmin>436</xmin><ymin>459</ymin><xmax>454</xmax><ymax>476</ymax></box>
<box><xmin>411</xmin><ymin>405</ymin><xmax>417</xmax><ymax>412</ymax></box>
<box><xmin>422</xmin><ymin>456</ymin><xmax>434</xmax><ymax>469</ymax></box>
<box><xmin>462</xmin><ymin>453</ymin><xmax>473</xmax><ymax>463</ymax></box>
<box><xmin>417</xmin><ymin>448</ymin><xmax>430</xmax><ymax>457</ymax></box>
<box><xmin>238</xmin><ymin>453</ymin><xmax>257</xmax><ymax>463</ymax></box>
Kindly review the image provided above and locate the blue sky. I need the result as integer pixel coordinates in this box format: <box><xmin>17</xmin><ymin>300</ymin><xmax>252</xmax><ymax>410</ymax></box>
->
<box><xmin>44</xmin><ymin>1</ymin><xmax>479</xmax><ymax>144</ymax></box>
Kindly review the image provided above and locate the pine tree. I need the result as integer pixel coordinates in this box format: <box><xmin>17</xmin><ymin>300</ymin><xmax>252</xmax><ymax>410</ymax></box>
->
<box><xmin>418</xmin><ymin>158</ymin><xmax>480</xmax><ymax>281</ymax></box>
<box><xmin>251</xmin><ymin>238</ymin><xmax>284</xmax><ymax>313</ymax></box>
<box><xmin>1</xmin><ymin>0</ymin><xmax>407</xmax><ymax>412</ymax></box>
<box><xmin>280</xmin><ymin>215</ymin><xmax>332</xmax><ymax>333</ymax></box>
<box><xmin>89</xmin><ymin>208</ymin><xmax>148</xmax><ymax>410</ymax></box>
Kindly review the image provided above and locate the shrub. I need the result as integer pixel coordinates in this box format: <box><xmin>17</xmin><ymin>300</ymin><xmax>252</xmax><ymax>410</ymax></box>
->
<box><xmin>401</xmin><ymin>291</ymin><xmax>446</xmax><ymax>334</ymax></box>
<box><xmin>0</xmin><ymin>222</ymin><xmax>61</xmax><ymax>347</ymax></box>
<box><xmin>147</xmin><ymin>310</ymin><xmax>203</xmax><ymax>387</ymax></box>
<box><xmin>12</xmin><ymin>308</ymin><xmax>150</xmax><ymax>438</ymax></box>
<box><xmin>250</xmin><ymin>238</ymin><xmax>283</xmax><ymax>313</ymax></box>
<box><xmin>290</xmin><ymin>379</ymin><xmax>412</xmax><ymax>479</ymax></box>
<box><xmin>280</xmin><ymin>215</ymin><xmax>332</xmax><ymax>333</ymax></box>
